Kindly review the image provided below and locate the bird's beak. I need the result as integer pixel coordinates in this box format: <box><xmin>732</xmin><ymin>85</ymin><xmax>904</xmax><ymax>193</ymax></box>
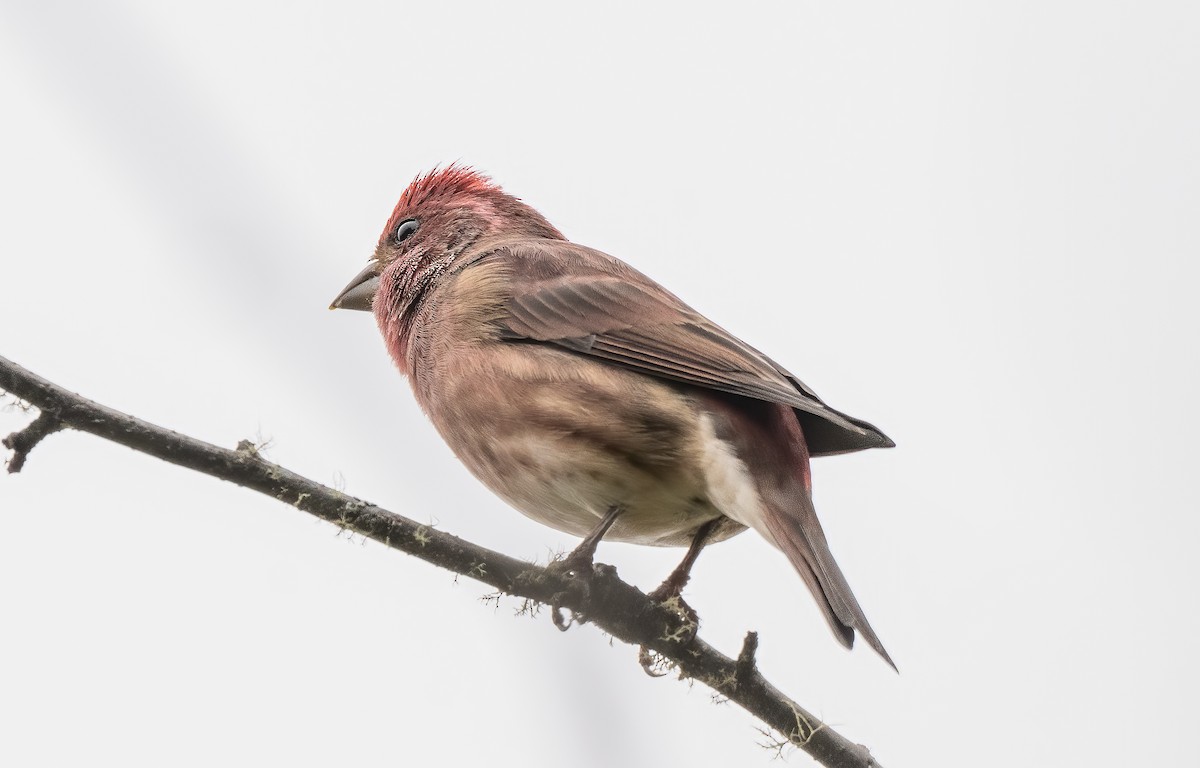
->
<box><xmin>329</xmin><ymin>261</ymin><xmax>381</xmax><ymax>312</ymax></box>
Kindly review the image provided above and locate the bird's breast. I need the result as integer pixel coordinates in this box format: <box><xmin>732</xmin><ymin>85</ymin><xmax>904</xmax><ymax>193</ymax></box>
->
<box><xmin>410</xmin><ymin>322</ymin><xmax>755</xmax><ymax>546</ymax></box>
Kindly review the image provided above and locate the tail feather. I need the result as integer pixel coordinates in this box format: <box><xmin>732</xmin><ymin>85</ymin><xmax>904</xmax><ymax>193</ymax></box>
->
<box><xmin>694</xmin><ymin>395</ymin><xmax>894</xmax><ymax>669</ymax></box>
<box><xmin>760</xmin><ymin>495</ymin><xmax>897</xmax><ymax>671</ymax></box>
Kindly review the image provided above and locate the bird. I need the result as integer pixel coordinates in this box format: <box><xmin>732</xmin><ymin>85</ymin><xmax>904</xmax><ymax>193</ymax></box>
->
<box><xmin>331</xmin><ymin>165</ymin><xmax>896</xmax><ymax>669</ymax></box>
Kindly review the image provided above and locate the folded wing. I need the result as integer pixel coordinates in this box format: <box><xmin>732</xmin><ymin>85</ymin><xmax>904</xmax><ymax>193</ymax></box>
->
<box><xmin>482</xmin><ymin>240</ymin><xmax>894</xmax><ymax>457</ymax></box>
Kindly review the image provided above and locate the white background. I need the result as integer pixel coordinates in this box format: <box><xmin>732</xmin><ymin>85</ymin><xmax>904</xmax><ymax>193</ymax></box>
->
<box><xmin>2</xmin><ymin>2</ymin><xmax>1197</xmax><ymax>765</ymax></box>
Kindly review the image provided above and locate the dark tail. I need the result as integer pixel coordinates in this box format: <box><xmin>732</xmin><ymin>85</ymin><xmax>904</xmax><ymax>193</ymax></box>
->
<box><xmin>759</xmin><ymin>494</ymin><xmax>897</xmax><ymax>671</ymax></box>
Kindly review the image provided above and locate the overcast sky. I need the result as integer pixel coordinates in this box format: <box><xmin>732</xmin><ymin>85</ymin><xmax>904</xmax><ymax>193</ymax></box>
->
<box><xmin>2</xmin><ymin>2</ymin><xmax>1197</xmax><ymax>766</ymax></box>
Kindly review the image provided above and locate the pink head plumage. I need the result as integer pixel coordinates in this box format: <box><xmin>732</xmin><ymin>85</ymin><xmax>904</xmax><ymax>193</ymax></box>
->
<box><xmin>379</xmin><ymin>165</ymin><xmax>505</xmax><ymax>246</ymax></box>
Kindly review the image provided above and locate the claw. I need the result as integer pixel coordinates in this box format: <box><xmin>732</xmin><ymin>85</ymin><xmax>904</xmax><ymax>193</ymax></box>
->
<box><xmin>638</xmin><ymin>646</ymin><xmax>673</xmax><ymax>677</ymax></box>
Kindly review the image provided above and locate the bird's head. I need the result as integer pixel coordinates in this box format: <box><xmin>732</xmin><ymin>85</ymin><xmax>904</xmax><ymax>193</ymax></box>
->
<box><xmin>329</xmin><ymin>165</ymin><xmax>563</xmax><ymax>315</ymax></box>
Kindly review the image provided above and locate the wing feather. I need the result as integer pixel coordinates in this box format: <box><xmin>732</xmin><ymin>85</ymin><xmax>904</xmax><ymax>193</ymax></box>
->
<box><xmin>476</xmin><ymin>240</ymin><xmax>893</xmax><ymax>456</ymax></box>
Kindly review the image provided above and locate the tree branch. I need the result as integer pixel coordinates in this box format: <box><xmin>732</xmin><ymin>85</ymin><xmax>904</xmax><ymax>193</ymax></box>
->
<box><xmin>0</xmin><ymin>354</ymin><xmax>883</xmax><ymax>768</ymax></box>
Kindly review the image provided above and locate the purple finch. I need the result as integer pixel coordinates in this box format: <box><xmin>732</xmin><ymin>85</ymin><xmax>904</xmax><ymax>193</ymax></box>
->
<box><xmin>332</xmin><ymin>166</ymin><xmax>896</xmax><ymax>668</ymax></box>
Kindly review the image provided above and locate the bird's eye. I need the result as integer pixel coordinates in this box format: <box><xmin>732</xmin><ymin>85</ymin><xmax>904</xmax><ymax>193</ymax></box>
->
<box><xmin>393</xmin><ymin>219</ymin><xmax>420</xmax><ymax>244</ymax></box>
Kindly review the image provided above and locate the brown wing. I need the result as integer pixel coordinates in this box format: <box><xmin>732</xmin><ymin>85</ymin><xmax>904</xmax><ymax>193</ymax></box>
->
<box><xmin>478</xmin><ymin>240</ymin><xmax>894</xmax><ymax>457</ymax></box>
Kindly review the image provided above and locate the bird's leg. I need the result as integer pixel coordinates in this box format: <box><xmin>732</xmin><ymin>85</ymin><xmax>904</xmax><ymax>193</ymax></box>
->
<box><xmin>637</xmin><ymin>520</ymin><xmax>721</xmax><ymax>672</ymax></box>
<box><xmin>555</xmin><ymin>504</ymin><xmax>623</xmax><ymax>576</ymax></box>
<box><xmin>549</xmin><ymin>505</ymin><xmax>623</xmax><ymax>631</ymax></box>
<box><xmin>649</xmin><ymin>518</ymin><xmax>719</xmax><ymax>604</ymax></box>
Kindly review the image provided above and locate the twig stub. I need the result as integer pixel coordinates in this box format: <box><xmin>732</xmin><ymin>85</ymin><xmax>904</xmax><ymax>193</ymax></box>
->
<box><xmin>3</xmin><ymin>409</ymin><xmax>65</xmax><ymax>473</ymax></box>
<box><xmin>735</xmin><ymin>630</ymin><xmax>760</xmax><ymax>686</ymax></box>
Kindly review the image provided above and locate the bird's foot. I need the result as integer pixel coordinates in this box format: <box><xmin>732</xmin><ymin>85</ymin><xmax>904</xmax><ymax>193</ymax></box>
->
<box><xmin>647</xmin><ymin>570</ymin><xmax>700</xmax><ymax>633</ymax></box>
<box><xmin>547</xmin><ymin>506</ymin><xmax>623</xmax><ymax>631</ymax></box>
<box><xmin>637</xmin><ymin>579</ymin><xmax>701</xmax><ymax>676</ymax></box>
<box><xmin>637</xmin><ymin>600</ymin><xmax>697</xmax><ymax>677</ymax></box>
<box><xmin>548</xmin><ymin>561</ymin><xmax>619</xmax><ymax>631</ymax></box>
<box><xmin>648</xmin><ymin>587</ymin><xmax>700</xmax><ymax>643</ymax></box>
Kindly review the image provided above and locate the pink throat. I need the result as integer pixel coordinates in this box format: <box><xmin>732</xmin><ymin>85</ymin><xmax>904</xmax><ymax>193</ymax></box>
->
<box><xmin>373</xmin><ymin>265</ymin><xmax>415</xmax><ymax>376</ymax></box>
